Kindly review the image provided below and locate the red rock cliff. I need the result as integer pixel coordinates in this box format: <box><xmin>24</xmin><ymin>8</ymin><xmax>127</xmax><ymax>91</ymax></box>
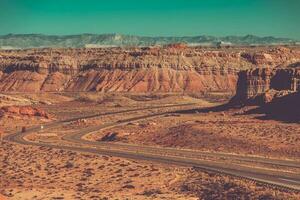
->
<box><xmin>0</xmin><ymin>46</ymin><xmax>299</xmax><ymax>93</ymax></box>
<box><xmin>232</xmin><ymin>67</ymin><xmax>300</xmax><ymax>104</ymax></box>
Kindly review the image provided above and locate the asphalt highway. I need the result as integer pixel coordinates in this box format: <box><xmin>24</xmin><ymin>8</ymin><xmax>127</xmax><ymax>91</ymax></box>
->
<box><xmin>4</xmin><ymin>104</ymin><xmax>300</xmax><ymax>192</ymax></box>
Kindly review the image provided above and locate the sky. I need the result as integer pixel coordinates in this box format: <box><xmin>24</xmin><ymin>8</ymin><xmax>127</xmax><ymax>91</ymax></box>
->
<box><xmin>0</xmin><ymin>0</ymin><xmax>299</xmax><ymax>39</ymax></box>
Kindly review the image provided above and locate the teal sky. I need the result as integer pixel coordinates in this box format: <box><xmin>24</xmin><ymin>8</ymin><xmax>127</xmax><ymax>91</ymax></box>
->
<box><xmin>1</xmin><ymin>0</ymin><xmax>299</xmax><ymax>39</ymax></box>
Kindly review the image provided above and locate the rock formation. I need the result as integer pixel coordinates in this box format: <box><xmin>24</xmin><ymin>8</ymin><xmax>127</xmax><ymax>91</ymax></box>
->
<box><xmin>232</xmin><ymin>66</ymin><xmax>300</xmax><ymax>105</ymax></box>
<box><xmin>0</xmin><ymin>106</ymin><xmax>51</xmax><ymax>119</ymax></box>
<box><xmin>0</xmin><ymin>46</ymin><xmax>299</xmax><ymax>93</ymax></box>
<box><xmin>228</xmin><ymin>63</ymin><xmax>300</xmax><ymax>122</ymax></box>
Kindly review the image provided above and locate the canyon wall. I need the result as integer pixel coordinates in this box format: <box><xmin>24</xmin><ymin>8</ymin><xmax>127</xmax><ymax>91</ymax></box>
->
<box><xmin>233</xmin><ymin>67</ymin><xmax>300</xmax><ymax>104</ymax></box>
<box><xmin>231</xmin><ymin>66</ymin><xmax>300</xmax><ymax>122</ymax></box>
<box><xmin>0</xmin><ymin>46</ymin><xmax>299</xmax><ymax>93</ymax></box>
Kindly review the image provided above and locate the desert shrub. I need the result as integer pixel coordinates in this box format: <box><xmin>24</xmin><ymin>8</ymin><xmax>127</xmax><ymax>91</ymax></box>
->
<box><xmin>142</xmin><ymin>189</ymin><xmax>162</xmax><ymax>196</ymax></box>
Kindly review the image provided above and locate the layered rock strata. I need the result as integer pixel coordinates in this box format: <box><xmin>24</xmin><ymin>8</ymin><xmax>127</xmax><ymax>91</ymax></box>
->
<box><xmin>0</xmin><ymin>46</ymin><xmax>299</xmax><ymax>93</ymax></box>
<box><xmin>233</xmin><ymin>67</ymin><xmax>300</xmax><ymax>104</ymax></box>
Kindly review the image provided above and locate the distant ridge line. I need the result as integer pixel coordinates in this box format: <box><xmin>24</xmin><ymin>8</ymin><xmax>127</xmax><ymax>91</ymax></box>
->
<box><xmin>0</xmin><ymin>33</ymin><xmax>298</xmax><ymax>49</ymax></box>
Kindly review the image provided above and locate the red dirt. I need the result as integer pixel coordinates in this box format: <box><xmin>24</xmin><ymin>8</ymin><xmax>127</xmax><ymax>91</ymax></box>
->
<box><xmin>0</xmin><ymin>106</ymin><xmax>51</xmax><ymax>119</ymax></box>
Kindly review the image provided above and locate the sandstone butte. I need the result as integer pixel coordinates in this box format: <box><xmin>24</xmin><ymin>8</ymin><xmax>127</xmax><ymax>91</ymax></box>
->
<box><xmin>233</xmin><ymin>66</ymin><xmax>300</xmax><ymax>103</ymax></box>
<box><xmin>228</xmin><ymin>65</ymin><xmax>300</xmax><ymax>122</ymax></box>
<box><xmin>0</xmin><ymin>46</ymin><xmax>299</xmax><ymax>93</ymax></box>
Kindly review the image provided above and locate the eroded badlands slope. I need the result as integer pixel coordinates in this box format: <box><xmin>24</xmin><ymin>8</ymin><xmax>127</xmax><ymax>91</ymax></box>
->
<box><xmin>0</xmin><ymin>46</ymin><xmax>299</xmax><ymax>93</ymax></box>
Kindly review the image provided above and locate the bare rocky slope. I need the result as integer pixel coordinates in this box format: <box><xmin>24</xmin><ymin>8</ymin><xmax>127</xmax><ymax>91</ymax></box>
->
<box><xmin>0</xmin><ymin>46</ymin><xmax>299</xmax><ymax>93</ymax></box>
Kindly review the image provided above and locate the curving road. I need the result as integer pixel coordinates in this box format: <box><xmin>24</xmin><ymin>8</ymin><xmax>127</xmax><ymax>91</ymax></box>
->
<box><xmin>4</xmin><ymin>104</ymin><xmax>300</xmax><ymax>192</ymax></box>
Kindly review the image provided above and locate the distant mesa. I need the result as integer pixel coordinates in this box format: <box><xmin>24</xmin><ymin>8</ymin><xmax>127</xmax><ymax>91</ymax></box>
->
<box><xmin>0</xmin><ymin>33</ymin><xmax>298</xmax><ymax>49</ymax></box>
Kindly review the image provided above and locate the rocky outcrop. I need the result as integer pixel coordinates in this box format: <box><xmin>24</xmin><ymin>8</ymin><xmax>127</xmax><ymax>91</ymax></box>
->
<box><xmin>229</xmin><ymin>65</ymin><xmax>300</xmax><ymax>122</ymax></box>
<box><xmin>240</xmin><ymin>47</ymin><xmax>300</xmax><ymax>67</ymax></box>
<box><xmin>0</xmin><ymin>47</ymin><xmax>299</xmax><ymax>93</ymax></box>
<box><xmin>0</xmin><ymin>106</ymin><xmax>51</xmax><ymax>119</ymax></box>
<box><xmin>232</xmin><ymin>67</ymin><xmax>300</xmax><ymax>104</ymax></box>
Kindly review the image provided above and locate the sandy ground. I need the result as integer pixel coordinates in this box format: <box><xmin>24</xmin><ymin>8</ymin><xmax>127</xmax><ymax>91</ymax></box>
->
<box><xmin>1</xmin><ymin>93</ymin><xmax>300</xmax><ymax>199</ymax></box>
<box><xmin>91</xmin><ymin>106</ymin><xmax>300</xmax><ymax>160</ymax></box>
<box><xmin>1</xmin><ymin>141</ymin><xmax>299</xmax><ymax>200</ymax></box>
<box><xmin>1</xmin><ymin>142</ymin><xmax>197</xmax><ymax>200</ymax></box>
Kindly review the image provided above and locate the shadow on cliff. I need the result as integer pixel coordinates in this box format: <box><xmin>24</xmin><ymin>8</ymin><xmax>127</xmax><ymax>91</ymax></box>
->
<box><xmin>243</xmin><ymin>92</ymin><xmax>300</xmax><ymax>123</ymax></box>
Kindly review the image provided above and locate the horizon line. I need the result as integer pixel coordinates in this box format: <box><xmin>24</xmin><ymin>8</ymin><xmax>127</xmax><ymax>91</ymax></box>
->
<box><xmin>0</xmin><ymin>33</ymin><xmax>298</xmax><ymax>40</ymax></box>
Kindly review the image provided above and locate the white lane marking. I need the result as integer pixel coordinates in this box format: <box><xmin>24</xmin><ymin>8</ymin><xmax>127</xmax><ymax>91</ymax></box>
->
<box><xmin>279</xmin><ymin>178</ymin><xmax>300</xmax><ymax>184</ymax></box>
